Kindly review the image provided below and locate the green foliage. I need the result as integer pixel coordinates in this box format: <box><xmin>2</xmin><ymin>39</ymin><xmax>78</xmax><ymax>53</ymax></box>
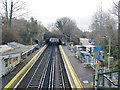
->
<box><xmin>23</xmin><ymin>17</ymin><xmax>39</xmax><ymax>44</ymax></box>
<box><xmin>2</xmin><ymin>16</ymin><xmax>49</xmax><ymax>45</ymax></box>
<box><xmin>104</xmin><ymin>56</ymin><xmax>108</xmax><ymax>61</ymax></box>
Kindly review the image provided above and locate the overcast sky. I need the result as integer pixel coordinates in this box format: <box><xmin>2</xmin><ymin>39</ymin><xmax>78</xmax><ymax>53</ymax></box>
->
<box><xmin>25</xmin><ymin>0</ymin><xmax>118</xmax><ymax>31</ymax></box>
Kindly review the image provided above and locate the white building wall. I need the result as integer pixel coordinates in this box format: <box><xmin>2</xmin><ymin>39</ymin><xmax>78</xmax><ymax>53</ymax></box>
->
<box><xmin>1</xmin><ymin>53</ymin><xmax>21</xmax><ymax>77</ymax></box>
<box><xmin>2</xmin><ymin>59</ymin><xmax>7</xmax><ymax>75</ymax></box>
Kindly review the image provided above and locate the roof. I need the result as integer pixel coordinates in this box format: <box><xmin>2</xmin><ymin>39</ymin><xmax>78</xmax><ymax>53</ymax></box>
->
<box><xmin>1</xmin><ymin>42</ymin><xmax>38</xmax><ymax>56</ymax></box>
<box><xmin>0</xmin><ymin>45</ymin><xmax>13</xmax><ymax>54</ymax></box>
<box><xmin>75</xmin><ymin>45</ymin><xmax>86</xmax><ymax>48</ymax></box>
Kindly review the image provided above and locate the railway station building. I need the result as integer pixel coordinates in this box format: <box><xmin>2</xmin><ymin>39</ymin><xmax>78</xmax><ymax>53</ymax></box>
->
<box><xmin>0</xmin><ymin>42</ymin><xmax>38</xmax><ymax>77</ymax></box>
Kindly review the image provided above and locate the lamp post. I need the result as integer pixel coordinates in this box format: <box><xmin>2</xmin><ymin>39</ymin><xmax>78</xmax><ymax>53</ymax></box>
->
<box><xmin>102</xmin><ymin>36</ymin><xmax>111</xmax><ymax>71</ymax></box>
<box><xmin>108</xmin><ymin>37</ymin><xmax>111</xmax><ymax>71</ymax></box>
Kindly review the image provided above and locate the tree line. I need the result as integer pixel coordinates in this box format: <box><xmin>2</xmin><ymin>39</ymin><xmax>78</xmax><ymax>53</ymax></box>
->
<box><xmin>2</xmin><ymin>17</ymin><xmax>49</xmax><ymax>45</ymax></box>
<box><xmin>1</xmin><ymin>0</ymin><xmax>49</xmax><ymax>45</ymax></box>
<box><xmin>86</xmin><ymin>1</ymin><xmax>120</xmax><ymax>70</ymax></box>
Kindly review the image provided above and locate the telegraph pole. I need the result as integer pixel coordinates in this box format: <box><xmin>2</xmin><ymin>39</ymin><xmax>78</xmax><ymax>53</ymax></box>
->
<box><xmin>118</xmin><ymin>1</ymin><xmax>120</xmax><ymax>69</ymax></box>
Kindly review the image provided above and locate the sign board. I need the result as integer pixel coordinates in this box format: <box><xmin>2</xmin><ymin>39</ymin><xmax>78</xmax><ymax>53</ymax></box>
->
<box><xmin>13</xmin><ymin>58</ymin><xmax>16</xmax><ymax>62</ymax></box>
<box><xmin>67</xmin><ymin>42</ymin><xmax>73</xmax><ymax>45</ymax></box>
<box><xmin>93</xmin><ymin>46</ymin><xmax>103</xmax><ymax>62</ymax></box>
<box><xmin>108</xmin><ymin>57</ymin><xmax>114</xmax><ymax>62</ymax></box>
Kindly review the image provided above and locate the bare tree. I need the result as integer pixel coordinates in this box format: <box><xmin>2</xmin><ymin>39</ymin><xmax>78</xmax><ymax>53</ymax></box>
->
<box><xmin>47</xmin><ymin>23</ymin><xmax>58</xmax><ymax>32</ymax></box>
<box><xmin>113</xmin><ymin>1</ymin><xmax>120</xmax><ymax>69</ymax></box>
<box><xmin>0</xmin><ymin>0</ymin><xmax>28</xmax><ymax>27</ymax></box>
<box><xmin>55</xmin><ymin>17</ymin><xmax>77</xmax><ymax>37</ymax></box>
<box><xmin>89</xmin><ymin>11</ymin><xmax>116</xmax><ymax>41</ymax></box>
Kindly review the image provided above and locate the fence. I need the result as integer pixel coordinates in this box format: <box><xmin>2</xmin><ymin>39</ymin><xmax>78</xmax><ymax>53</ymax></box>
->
<box><xmin>82</xmin><ymin>55</ymin><xmax>101</xmax><ymax>70</ymax></box>
<box><xmin>93</xmin><ymin>70</ymin><xmax>120</xmax><ymax>89</ymax></box>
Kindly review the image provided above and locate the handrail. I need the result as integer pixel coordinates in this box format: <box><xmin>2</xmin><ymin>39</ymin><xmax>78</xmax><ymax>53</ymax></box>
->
<box><xmin>103</xmin><ymin>74</ymin><xmax>118</xmax><ymax>86</ymax></box>
<box><xmin>93</xmin><ymin>69</ymin><xmax>120</xmax><ymax>88</ymax></box>
<box><xmin>98</xmin><ymin>69</ymin><xmax>120</xmax><ymax>75</ymax></box>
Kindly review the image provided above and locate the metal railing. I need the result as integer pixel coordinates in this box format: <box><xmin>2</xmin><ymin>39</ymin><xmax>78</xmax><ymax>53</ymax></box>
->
<box><xmin>93</xmin><ymin>69</ymin><xmax>120</xmax><ymax>89</ymax></box>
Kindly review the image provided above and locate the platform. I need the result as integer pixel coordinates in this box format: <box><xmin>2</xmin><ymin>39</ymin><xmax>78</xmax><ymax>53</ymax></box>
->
<box><xmin>2</xmin><ymin>45</ymin><xmax>47</xmax><ymax>89</ymax></box>
<box><xmin>60</xmin><ymin>45</ymin><xmax>94</xmax><ymax>89</ymax></box>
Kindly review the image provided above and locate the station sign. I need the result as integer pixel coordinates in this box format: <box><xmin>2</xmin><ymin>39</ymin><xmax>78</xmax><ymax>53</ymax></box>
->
<box><xmin>108</xmin><ymin>57</ymin><xmax>114</xmax><ymax>62</ymax></box>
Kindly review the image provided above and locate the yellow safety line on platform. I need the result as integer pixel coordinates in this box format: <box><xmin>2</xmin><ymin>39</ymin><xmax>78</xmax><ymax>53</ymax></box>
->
<box><xmin>3</xmin><ymin>45</ymin><xmax>46</xmax><ymax>89</ymax></box>
<box><xmin>74</xmin><ymin>71</ymin><xmax>84</xmax><ymax>89</ymax></box>
<box><xmin>60</xmin><ymin>45</ymin><xmax>83</xmax><ymax>89</ymax></box>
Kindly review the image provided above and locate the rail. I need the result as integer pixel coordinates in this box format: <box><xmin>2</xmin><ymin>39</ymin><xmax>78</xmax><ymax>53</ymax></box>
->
<box><xmin>16</xmin><ymin>43</ymin><xmax>70</xmax><ymax>89</ymax></box>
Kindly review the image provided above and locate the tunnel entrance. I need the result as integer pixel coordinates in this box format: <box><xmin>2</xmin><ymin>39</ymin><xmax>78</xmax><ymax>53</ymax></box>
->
<box><xmin>44</xmin><ymin>38</ymin><xmax>62</xmax><ymax>45</ymax></box>
<box><xmin>43</xmin><ymin>33</ymin><xmax>63</xmax><ymax>45</ymax></box>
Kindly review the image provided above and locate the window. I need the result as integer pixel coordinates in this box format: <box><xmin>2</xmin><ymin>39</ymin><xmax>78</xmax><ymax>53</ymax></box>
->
<box><xmin>15</xmin><ymin>57</ymin><xmax>18</xmax><ymax>63</ymax></box>
<box><xmin>9</xmin><ymin>60</ymin><xmax>11</xmax><ymax>64</ymax></box>
<box><xmin>4</xmin><ymin>59</ymin><xmax>8</xmax><ymax>67</ymax></box>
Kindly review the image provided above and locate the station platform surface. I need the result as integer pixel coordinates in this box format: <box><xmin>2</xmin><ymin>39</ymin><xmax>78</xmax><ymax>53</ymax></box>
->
<box><xmin>61</xmin><ymin>45</ymin><xmax>95</xmax><ymax>88</ymax></box>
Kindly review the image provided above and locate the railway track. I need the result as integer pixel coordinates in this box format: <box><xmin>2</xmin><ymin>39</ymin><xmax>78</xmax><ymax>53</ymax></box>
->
<box><xmin>17</xmin><ymin>43</ymin><xmax>70</xmax><ymax>89</ymax></box>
